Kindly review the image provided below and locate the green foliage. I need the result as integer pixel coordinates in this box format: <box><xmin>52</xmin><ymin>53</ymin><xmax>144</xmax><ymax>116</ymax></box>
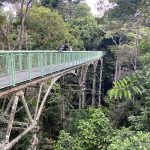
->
<box><xmin>128</xmin><ymin>89</ymin><xmax>150</xmax><ymax>132</ymax></box>
<box><xmin>73</xmin><ymin>2</ymin><xmax>92</xmax><ymax>18</ymax></box>
<box><xmin>139</xmin><ymin>28</ymin><xmax>150</xmax><ymax>53</ymax></box>
<box><xmin>109</xmin><ymin>0</ymin><xmax>142</xmax><ymax>20</ymax></box>
<box><xmin>1</xmin><ymin>1</ymin><xmax>150</xmax><ymax>149</ymax></box>
<box><xmin>55</xmin><ymin>108</ymin><xmax>150</xmax><ymax>150</ymax></box>
<box><xmin>77</xmin><ymin>108</ymin><xmax>112</xmax><ymax>149</ymax></box>
<box><xmin>108</xmin><ymin>72</ymin><xmax>144</xmax><ymax>100</ymax></box>
<box><xmin>67</xmin><ymin>107</ymin><xmax>99</xmax><ymax>134</ymax></box>
<box><xmin>54</xmin><ymin>131</ymin><xmax>83</xmax><ymax>150</ymax></box>
<box><xmin>54</xmin><ymin>108</ymin><xmax>112</xmax><ymax>150</ymax></box>
<box><xmin>129</xmin><ymin>108</ymin><xmax>150</xmax><ymax>131</ymax></box>
<box><xmin>140</xmin><ymin>38</ymin><xmax>150</xmax><ymax>53</ymax></box>
<box><xmin>0</xmin><ymin>11</ymin><xmax>6</xmax><ymax>24</ymax></box>
<box><xmin>26</xmin><ymin>6</ymin><xmax>77</xmax><ymax>49</ymax></box>
<box><xmin>139</xmin><ymin>52</ymin><xmax>150</xmax><ymax>65</ymax></box>
<box><xmin>69</xmin><ymin>4</ymin><xmax>104</xmax><ymax>50</ymax></box>
<box><xmin>108</xmin><ymin>128</ymin><xmax>150</xmax><ymax>150</ymax></box>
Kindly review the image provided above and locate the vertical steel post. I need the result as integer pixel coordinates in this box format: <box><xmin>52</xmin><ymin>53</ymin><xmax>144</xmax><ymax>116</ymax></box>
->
<box><xmin>7</xmin><ymin>54</ymin><xmax>11</xmax><ymax>75</ymax></box>
<box><xmin>38</xmin><ymin>53</ymin><xmax>40</xmax><ymax>68</ymax></box>
<box><xmin>28</xmin><ymin>53</ymin><xmax>32</xmax><ymax>80</ymax></box>
<box><xmin>92</xmin><ymin>62</ymin><xmax>98</xmax><ymax>107</ymax></box>
<box><xmin>50</xmin><ymin>53</ymin><xmax>52</xmax><ymax>72</ymax></box>
<box><xmin>40</xmin><ymin>53</ymin><xmax>44</xmax><ymax>76</ymax></box>
<box><xmin>5</xmin><ymin>93</ymin><xmax>19</xmax><ymax>143</ymax></box>
<box><xmin>19</xmin><ymin>53</ymin><xmax>23</xmax><ymax>70</ymax></box>
<box><xmin>10</xmin><ymin>53</ymin><xmax>16</xmax><ymax>86</ymax></box>
<box><xmin>78</xmin><ymin>65</ymin><xmax>88</xmax><ymax>109</ymax></box>
<box><xmin>98</xmin><ymin>58</ymin><xmax>103</xmax><ymax>107</ymax></box>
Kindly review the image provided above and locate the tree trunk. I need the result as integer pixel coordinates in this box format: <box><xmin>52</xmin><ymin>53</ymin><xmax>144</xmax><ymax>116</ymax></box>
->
<box><xmin>114</xmin><ymin>56</ymin><xmax>118</xmax><ymax>82</ymax></box>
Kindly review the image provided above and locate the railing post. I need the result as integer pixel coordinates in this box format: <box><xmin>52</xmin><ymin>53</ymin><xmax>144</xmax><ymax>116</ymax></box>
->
<box><xmin>55</xmin><ymin>52</ymin><xmax>57</xmax><ymax>65</ymax></box>
<box><xmin>38</xmin><ymin>53</ymin><xmax>40</xmax><ymax>68</ymax></box>
<box><xmin>78</xmin><ymin>52</ymin><xmax>79</xmax><ymax>63</ymax></box>
<box><xmin>59</xmin><ymin>52</ymin><xmax>61</xmax><ymax>64</ymax></box>
<box><xmin>10</xmin><ymin>53</ymin><xmax>16</xmax><ymax>86</ymax></box>
<box><xmin>63</xmin><ymin>52</ymin><xmax>66</xmax><ymax>68</ymax></box>
<box><xmin>70</xmin><ymin>52</ymin><xmax>72</xmax><ymax>64</ymax></box>
<box><xmin>44</xmin><ymin>53</ymin><xmax>47</xmax><ymax>66</ymax></box>
<box><xmin>55</xmin><ymin>52</ymin><xmax>56</xmax><ymax>65</ymax></box>
<box><xmin>75</xmin><ymin>52</ymin><xmax>77</xmax><ymax>65</ymax></box>
<box><xmin>19</xmin><ymin>53</ymin><xmax>23</xmax><ymax>70</ymax></box>
<box><xmin>6</xmin><ymin>54</ymin><xmax>11</xmax><ymax>75</ymax></box>
<box><xmin>73</xmin><ymin>52</ymin><xmax>75</xmax><ymax>65</ymax></box>
<box><xmin>28</xmin><ymin>53</ymin><xmax>32</xmax><ymax>80</ymax></box>
<box><xmin>50</xmin><ymin>52</ymin><xmax>52</xmax><ymax>72</ymax></box>
<box><xmin>40</xmin><ymin>53</ymin><xmax>44</xmax><ymax>76</ymax></box>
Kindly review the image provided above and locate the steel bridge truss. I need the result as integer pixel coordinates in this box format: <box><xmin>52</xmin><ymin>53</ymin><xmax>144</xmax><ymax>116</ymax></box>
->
<box><xmin>0</xmin><ymin>51</ymin><xmax>105</xmax><ymax>149</ymax></box>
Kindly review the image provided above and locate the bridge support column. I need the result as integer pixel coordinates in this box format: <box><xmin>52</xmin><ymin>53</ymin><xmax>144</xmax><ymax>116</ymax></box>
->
<box><xmin>0</xmin><ymin>81</ymin><xmax>48</xmax><ymax>150</ymax></box>
<box><xmin>79</xmin><ymin>84</ymin><xmax>86</xmax><ymax>109</ymax></box>
<box><xmin>27</xmin><ymin>131</ymin><xmax>39</xmax><ymax>150</ymax></box>
<box><xmin>98</xmin><ymin>58</ymin><xmax>103</xmax><ymax>107</ymax></box>
<box><xmin>78</xmin><ymin>65</ymin><xmax>88</xmax><ymax>109</ymax></box>
<box><xmin>92</xmin><ymin>61</ymin><xmax>98</xmax><ymax>107</ymax></box>
<box><xmin>0</xmin><ymin>91</ymin><xmax>36</xmax><ymax>150</ymax></box>
<box><xmin>5</xmin><ymin>92</ymin><xmax>20</xmax><ymax>144</ymax></box>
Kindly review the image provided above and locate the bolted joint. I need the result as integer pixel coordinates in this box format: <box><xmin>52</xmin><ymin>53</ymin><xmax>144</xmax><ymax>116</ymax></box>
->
<box><xmin>31</xmin><ymin>121</ymin><xmax>40</xmax><ymax>133</ymax></box>
<box><xmin>31</xmin><ymin>120</ymin><xmax>37</xmax><ymax>126</ymax></box>
<box><xmin>31</xmin><ymin>126</ymin><xmax>40</xmax><ymax>133</ymax></box>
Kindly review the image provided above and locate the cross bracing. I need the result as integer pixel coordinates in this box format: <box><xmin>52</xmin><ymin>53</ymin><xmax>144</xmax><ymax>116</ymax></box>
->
<box><xmin>0</xmin><ymin>50</ymin><xmax>106</xmax><ymax>149</ymax></box>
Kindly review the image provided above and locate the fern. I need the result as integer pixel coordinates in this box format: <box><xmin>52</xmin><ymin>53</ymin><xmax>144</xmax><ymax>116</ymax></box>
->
<box><xmin>108</xmin><ymin>58</ymin><xmax>150</xmax><ymax>101</ymax></box>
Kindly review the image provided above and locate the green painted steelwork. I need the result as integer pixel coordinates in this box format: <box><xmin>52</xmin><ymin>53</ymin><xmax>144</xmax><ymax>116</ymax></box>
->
<box><xmin>0</xmin><ymin>51</ymin><xmax>106</xmax><ymax>88</ymax></box>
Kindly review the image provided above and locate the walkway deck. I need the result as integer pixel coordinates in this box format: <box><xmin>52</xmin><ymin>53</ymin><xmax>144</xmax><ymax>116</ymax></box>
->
<box><xmin>0</xmin><ymin>60</ymin><xmax>85</xmax><ymax>89</ymax></box>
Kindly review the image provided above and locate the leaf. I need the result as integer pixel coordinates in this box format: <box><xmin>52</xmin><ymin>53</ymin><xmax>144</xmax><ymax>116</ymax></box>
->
<box><xmin>114</xmin><ymin>89</ymin><xmax>119</xmax><ymax>99</ymax></box>
<box><xmin>126</xmin><ymin>77</ymin><xmax>131</xmax><ymax>82</ymax></box>
<box><xmin>120</xmin><ymin>80</ymin><xmax>125</xmax><ymax>88</ymax></box>
<box><xmin>123</xmin><ymin>78</ymin><xmax>128</xmax><ymax>85</ymax></box>
<box><xmin>108</xmin><ymin>89</ymin><xmax>116</xmax><ymax>99</ymax></box>
<box><xmin>119</xmin><ymin>90</ymin><xmax>123</xmax><ymax>99</ymax></box>
<box><xmin>134</xmin><ymin>87</ymin><xmax>143</xmax><ymax>95</ymax></box>
<box><xmin>113</xmin><ymin>82</ymin><xmax>118</xmax><ymax>87</ymax></box>
<box><xmin>127</xmin><ymin>90</ymin><xmax>132</xmax><ymax>100</ymax></box>
<box><xmin>117</xmin><ymin>81</ymin><xmax>122</xmax><ymax>88</ymax></box>
<box><xmin>124</xmin><ymin>90</ymin><xmax>128</xmax><ymax>98</ymax></box>
<box><xmin>131</xmin><ymin>86</ymin><xmax>138</xmax><ymax>93</ymax></box>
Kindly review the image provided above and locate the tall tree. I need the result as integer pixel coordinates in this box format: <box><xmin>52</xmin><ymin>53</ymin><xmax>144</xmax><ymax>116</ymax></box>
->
<box><xmin>26</xmin><ymin>5</ymin><xmax>77</xmax><ymax>49</ymax></box>
<box><xmin>0</xmin><ymin>0</ymin><xmax>35</xmax><ymax>50</ymax></box>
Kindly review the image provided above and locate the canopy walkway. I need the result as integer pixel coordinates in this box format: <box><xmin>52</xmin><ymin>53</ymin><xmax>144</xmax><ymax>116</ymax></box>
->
<box><xmin>0</xmin><ymin>50</ymin><xmax>106</xmax><ymax>150</ymax></box>
<box><xmin>0</xmin><ymin>51</ymin><xmax>105</xmax><ymax>90</ymax></box>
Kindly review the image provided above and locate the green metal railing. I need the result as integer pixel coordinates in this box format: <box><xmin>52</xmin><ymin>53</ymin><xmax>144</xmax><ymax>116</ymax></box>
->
<box><xmin>0</xmin><ymin>51</ymin><xmax>106</xmax><ymax>88</ymax></box>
